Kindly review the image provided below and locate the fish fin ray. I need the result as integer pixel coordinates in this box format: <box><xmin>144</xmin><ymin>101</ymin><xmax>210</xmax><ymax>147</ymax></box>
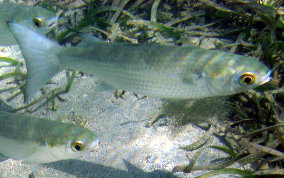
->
<box><xmin>7</xmin><ymin>22</ymin><xmax>62</xmax><ymax>103</ymax></box>
<box><xmin>0</xmin><ymin>153</ymin><xmax>8</xmax><ymax>162</ymax></box>
<box><xmin>77</xmin><ymin>34</ymin><xmax>103</xmax><ymax>47</ymax></box>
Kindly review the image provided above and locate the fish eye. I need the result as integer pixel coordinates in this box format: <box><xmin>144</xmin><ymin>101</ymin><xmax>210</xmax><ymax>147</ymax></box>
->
<box><xmin>239</xmin><ymin>72</ymin><xmax>256</xmax><ymax>85</ymax></box>
<box><xmin>71</xmin><ymin>141</ymin><xmax>85</xmax><ymax>152</ymax></box>
<box><xmin>33</xmin><ymin>17</ymin><xmax>43</xmax><ymax>28</ymax></box>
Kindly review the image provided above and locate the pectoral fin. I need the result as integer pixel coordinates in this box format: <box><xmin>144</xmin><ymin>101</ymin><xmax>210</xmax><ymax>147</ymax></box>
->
<box><xmin>181</xmin><ymin>72</ymin><xmax>206</xmax><ymax>85</ymax></box>
<box><xmin>77</xmin><ymin>34</ymin><xmax>104</xmax><ymax>47</ymax></box>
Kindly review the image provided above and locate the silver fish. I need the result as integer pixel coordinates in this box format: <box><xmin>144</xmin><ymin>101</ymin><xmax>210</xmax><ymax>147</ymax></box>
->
<box><xmin>0</xmin><ymin>111</ymin><xmax>99</xmax><ymax>164</ymax></box>
<box><xmin>0</xmin><ymin>2</ymin><xmax>57</xmax><ymax>46</ymax></box>
<box><xmin>8</xmin><ymin>22</ymin><xmax>271</xmax><ymax>103</ymax></box>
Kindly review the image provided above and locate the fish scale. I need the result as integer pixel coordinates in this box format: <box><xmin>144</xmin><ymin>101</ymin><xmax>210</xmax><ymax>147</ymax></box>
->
<box><xmin>0</xmin><ymin>111</ymin><xmax>99</xmax><ymax>164</ymax></box>
<box><xmin>8</xmin><ymin>22</ymin><xmax>271</xmax><ymax>102</ymax></box>
<box><xmin>62</xmin><ymin>59</ymin><xmax>214</xmax><ymax>98</ymax></box>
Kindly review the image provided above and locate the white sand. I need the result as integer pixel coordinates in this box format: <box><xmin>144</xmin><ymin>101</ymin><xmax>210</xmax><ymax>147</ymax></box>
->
<box><xmin>0</xmin><ymin>45</ymin><xmax>232</xmax><ymax>178</ymax></box>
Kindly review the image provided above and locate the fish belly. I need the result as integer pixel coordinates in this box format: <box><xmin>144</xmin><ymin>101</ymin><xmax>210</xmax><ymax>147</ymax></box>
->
<box><xmin>61</xmin><ymin>44</ymin><xmax>216</xmax><ymax>99</ymax></box>
<box><xmin>0</xmin><ymin>135</ymin><xmax>44</xmax><ymax>162</ymax></box>
<box><xmin>91</xmin><ymin>63</ymin><xmax>212</xmax><ymax>99</ymax></box>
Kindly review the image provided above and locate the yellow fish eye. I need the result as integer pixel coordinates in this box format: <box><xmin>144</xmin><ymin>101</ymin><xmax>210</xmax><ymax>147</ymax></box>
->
<box><xmin>239</xmin><ymin>72</ymin><xmax>256</xmax><ymax>85</ymax></box>
<box><xmin>33</xmin><ymin>17</ymin><xmax>43</xmax><ymax>28</ymax></box>
<box><xmin>71</xmin><ymin>141</ymin><xmax>85</xmax><ymax>152</ymax></box>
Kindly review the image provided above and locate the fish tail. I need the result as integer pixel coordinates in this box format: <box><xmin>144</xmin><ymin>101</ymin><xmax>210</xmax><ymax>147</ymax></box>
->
<box><xmin>7</xmin><ymin>22</ymin><xmax>62</xmax><ymax>103</ymax></box>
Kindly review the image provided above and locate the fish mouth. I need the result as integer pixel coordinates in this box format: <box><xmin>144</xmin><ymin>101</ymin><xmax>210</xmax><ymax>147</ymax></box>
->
<box><xmin>89</xmin><ymin>139</ymin><xmax>100</xmax><ymax>152</ymax></box>
<box><xmin>259</xmin><ymin>70</ymin><xmax>272</xmax><ymax>85</ymax></box>
<box><xmin>46</xmin><ymin>16</ymin><xmax>58</xmax><ymax>29</ymax></box>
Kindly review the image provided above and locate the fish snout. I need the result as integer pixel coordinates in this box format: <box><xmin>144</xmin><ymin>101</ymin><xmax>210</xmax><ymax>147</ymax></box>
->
<box><xmin>46</xmin><ymin>16</ymin><xmax>58</xmax><ymax>29</ymax></box>
<box><xmin>259</xmin><ymin>70</ymin><xmax>272</xmax><ymax>85</ymax></box>
<box><xmin>89</xmin><ymin>139</ymin><xmax>100</xmax><ymax>152</ymax></box>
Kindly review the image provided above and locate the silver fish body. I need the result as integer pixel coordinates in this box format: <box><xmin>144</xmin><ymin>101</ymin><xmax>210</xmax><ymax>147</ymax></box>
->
<box><xmin>59</xmin><ymin>41</ymin><xmax>270</xmax><ymax>98</ymax></box>
<box><xmin>0</xmin><ymin>111</ymin><xmax>99</xmax><ymax>164</ymax></box>
<box><xmin>0</xmin><ymin>2</ymin><xmax>57</xmax><ymax>46</ymax></box>
<box><xmin>8</xmin><ymin>23</ymin><xmax>271</xmax><ymax>102</ymax></box>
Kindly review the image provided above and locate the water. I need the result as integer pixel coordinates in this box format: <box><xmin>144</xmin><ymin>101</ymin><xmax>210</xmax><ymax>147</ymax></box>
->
<box><xmin>0</xmin><ymin>1</ymin><xmax>235</xmax><ymax>177</ymax></box>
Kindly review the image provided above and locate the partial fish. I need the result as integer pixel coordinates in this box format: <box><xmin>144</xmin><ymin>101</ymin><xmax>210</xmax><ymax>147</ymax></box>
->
<box><xmin>0</xmin><ymin>111</ymin><xmax>99</xmax><ymax>164</ymax></box>
<box><xmin>0</xmin><ymin>2</ymin><xmax>57</xmax><ymax>46</ymax></box>
<box><xmin>8</xmin><ymin>22</ymin><xmax>271</xmax><ymax>103</ymax></box>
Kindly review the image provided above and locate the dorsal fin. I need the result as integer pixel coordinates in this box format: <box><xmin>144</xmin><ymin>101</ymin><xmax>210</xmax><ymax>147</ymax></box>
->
<box><xmin>77</xmin><ymin>34</ymin><xmax>104</xmax><ymax>47</ymax></box>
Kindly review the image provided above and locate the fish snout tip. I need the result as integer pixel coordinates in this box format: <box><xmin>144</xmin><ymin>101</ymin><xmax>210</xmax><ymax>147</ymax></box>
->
<box><xmin>47</xmin><ymin>16</ymin><xmax>58</xmax><ymax>29</ymax></box>
<box><xmin>89</xmin><ymin>139</ymin><xmax>100</xmax><ymax>152</ymax></box>
<box><xmin>259</xmin><ymin>70</ymin><xmax>272</xmax><ymax>85</ymax></box>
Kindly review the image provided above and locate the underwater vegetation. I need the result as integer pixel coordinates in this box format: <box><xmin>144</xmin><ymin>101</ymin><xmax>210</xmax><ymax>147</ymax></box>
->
<box><xmin>9</xmin><ymin>22</ymin><xmax>270</xmax><ymax>103</ymax></box>
<box><xmin>0</xmin><ymin>0</ymin><xmax>283</xmax><ymax>177</ymax></box>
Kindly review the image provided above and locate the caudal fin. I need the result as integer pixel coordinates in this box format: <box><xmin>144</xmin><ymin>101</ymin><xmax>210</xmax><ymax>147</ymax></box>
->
<box><xmin>7</xmin><ymin>22</ymin><xmax>62</xmax><ymax>103</ymax></box>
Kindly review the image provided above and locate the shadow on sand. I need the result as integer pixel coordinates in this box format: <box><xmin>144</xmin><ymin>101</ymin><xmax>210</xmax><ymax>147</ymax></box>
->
<box><xmin>45</xmin><ymin>159</ymin><xmax>176</xmax><ymax>178</ymax></box>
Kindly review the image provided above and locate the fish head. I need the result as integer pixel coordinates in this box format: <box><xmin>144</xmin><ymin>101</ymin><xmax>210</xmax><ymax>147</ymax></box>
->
<box><xmin>47</xmin><ymin>127</ymin><xmax>99</xmax><ymax>161</ymax></box>
<box><xmin>206</xmin><ymin>56</ymin><xmax>271</xmax><ymax>96</ymax></box>
<box><xmin>11</xmin><ymin>7</ymin><xmax>57</xmax><ymax>35</ymax></box>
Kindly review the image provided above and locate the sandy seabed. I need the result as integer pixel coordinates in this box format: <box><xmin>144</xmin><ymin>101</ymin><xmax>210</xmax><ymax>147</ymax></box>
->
<box><xmin>0</xmin><ymin>46</ymin><xmax>232</xmax><ymax>178</ymax></box>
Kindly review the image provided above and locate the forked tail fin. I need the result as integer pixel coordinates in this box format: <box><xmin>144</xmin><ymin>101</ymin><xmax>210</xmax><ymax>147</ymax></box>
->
<box><xmin>8</xmin><ymin>22</ymin><xmax>62</xmax><ymax>103</ymax></box>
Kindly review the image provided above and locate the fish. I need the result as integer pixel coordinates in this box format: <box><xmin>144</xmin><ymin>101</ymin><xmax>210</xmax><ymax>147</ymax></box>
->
<box><xmin>0</xmin><ymin>111</ymin><xmax>99</xmax><ymax>164</ymax></box>
<box><xmin>0</xmin><ymin>2</ymin><xmax>57</xmax><ymax>46</ymax></box>
<box><xmin>8</xmin><ymin>22</ymin><xmax>271</xmax><ymax>103</ymax></box>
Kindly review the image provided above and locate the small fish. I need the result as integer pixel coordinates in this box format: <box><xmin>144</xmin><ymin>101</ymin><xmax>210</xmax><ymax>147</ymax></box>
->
<box><xmin>0</xmin><ymin>2</ymin><xmax>57</xmax><ymax>46</ymax></box>
<box><xmin>0</xmin><ymin>111</ymin><xmax>99</xmax><ymax>164</ymax></box>
<box><xmin>8</xmin><ymin>22</ymin><xmax>271</xmax><ymax>103</ymax></box>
